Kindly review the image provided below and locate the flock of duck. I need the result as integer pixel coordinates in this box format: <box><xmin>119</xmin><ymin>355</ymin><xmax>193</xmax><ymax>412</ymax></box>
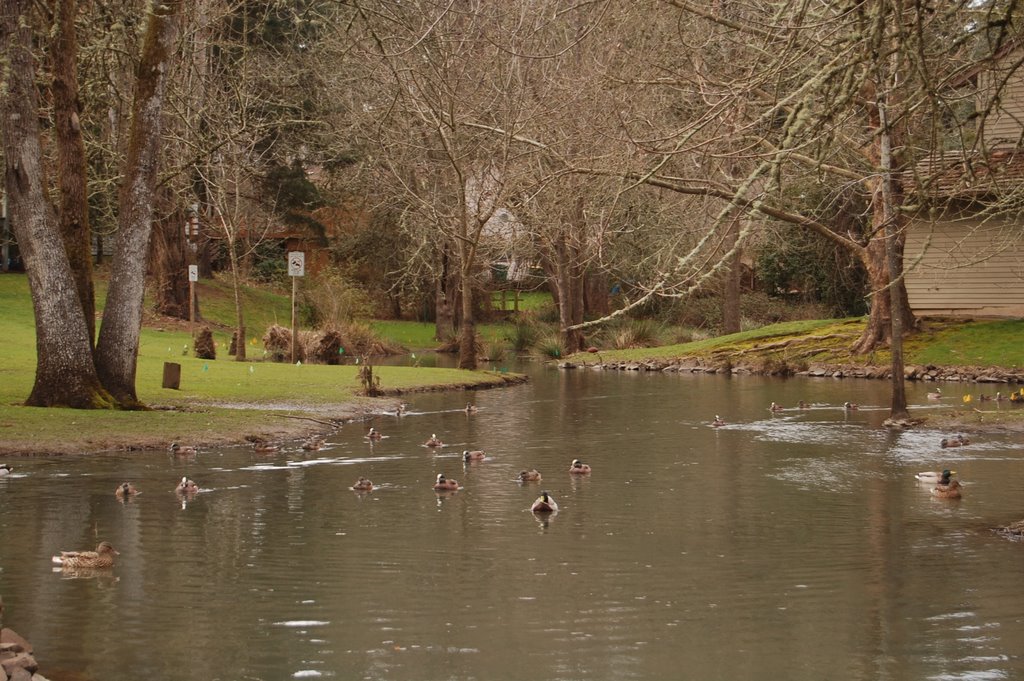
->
<box><xmin>32</xmin><ymin>402</ymin><xmax>595</xmax><ymax>569</ymax></box>
<box><xmin>710</xmin><ymin>397</ymin><xmax>975</xmax><ymax>500</ymax></box>
<box><xmin>16</xmin><ymin>388</ymin><xmax>1018</xmax><ymax>570</ymax></box>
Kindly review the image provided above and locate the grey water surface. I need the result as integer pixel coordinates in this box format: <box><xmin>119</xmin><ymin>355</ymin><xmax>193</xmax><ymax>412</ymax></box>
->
<box><xmin>2</xmin><ymin>363</ymin><xmax>1023</xmax><ymax>681</ymax></box>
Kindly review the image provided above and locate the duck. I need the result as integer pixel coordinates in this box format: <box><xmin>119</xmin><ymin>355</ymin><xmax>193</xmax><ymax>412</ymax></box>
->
<box><xmin>1011</xmin><ymin>389</ymin><xmax>1024</xmax><ymax>403</ymax></box>
<box><xmin>531</xmin><ymin>491</ymin><xmax>559</xmax><ymax>513</ymax></box>
<box><xmin>114</xmin><ymin>482</ymin><xmax>139</xmax><ymax>498</ymax></box>
<box><xmin>175</xmin><ymin>476</ymin><xmax>199</xmax><ymax>495</ymax></box>
<box><xmin>844</xmin><ymin>401</ymin><xmax>859</xmax><ymax>411</ymax></box>
<box><xmin>931</xmin><ymin>479</ymin><xmax>963</xmax><ymax>499</ymax></box>
<box><xmin>352</xmin><ymin>477</ymin><xmax>374</xmax><ymax>491</ymax></box>
<box><xmin>169</xmin><ymin>442</ymin><xmax>199</xmax><ymax>456</ymax></box>
<box><xmin>252</xmin><ymin>441</ymin><xmax>280</xmax><ymax>453</ymax></box>
<box><xmin>798</xmin><ymin>400</ymin><xmax>810</xmax><ymax>409</ymax></box>
<box><xmin>927</xmin><ymin>388</ymin><xmax>943</xmax><ymax>400</ymax></box>
<box><xmin>769</xmin><ymin>402</ymin><xmax>784</xmax><ymax>412</ymax></box>
<box><xmin>433</xmin><ymin>473</ymin><xmax>459</xmax><ymax>491</ymax></box>
<box><xmin>463</xmin><ymin>449</ymin><xmax>486</xmax><ymax>462</ymax></box>
<box><xmin>465</xmin><ymin>403</ymin><xmax>478</xmax><ymax>414</ymax></box>
<box><xmin>396</xmin><ymin>402</ymin><xmax>408</xmax><ymax>415</ymax></box>
<box><xmin>301</xmin><ymin>436</ymin><xmax>325</xmax><ymax>451</ymax></box>
<box><xmin>711</xmin><ymin>415</ymin><xmax>726</xmax><ymax>427</ymax></box>
<box><xmin>0</xmin><ymin>464</ymin><xmax>12</xmax><ymax>476</ymax></box>
<box><xmin>940</xmin><ymin>434</ymin><xmax>970</xmax><ymax>448</ymax></box>
<box><xmin>366</xmin><ymin>427</ymin><xmax>383</xmax><ymax>441</ymax></box>
<box><xmin>915</xmin><ymin>469</ymin><xmax>956</xmax><ymax>484</ymax></box>
<box><xmin>51</xmin><ymin>541</ymin><xmax>118</xmax><ymax>569</ymax></box>
<box><xmin>569</xmin><ymin>458</ymin><xmax>592</xmax><ymax>474</ymax></box>
<box><xmin>424</xmin><ymin>433</ymin><xmax>444</xmax><ymax>447</ymax></box>
<box><xmin>517</xmin><ymin>469</ymin><xmax>542</xmax><ymax>482</ymax></box>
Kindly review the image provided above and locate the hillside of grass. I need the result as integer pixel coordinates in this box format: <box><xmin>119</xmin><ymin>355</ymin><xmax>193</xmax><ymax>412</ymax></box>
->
<box><xmin>567</xmin><ymin>316</ymin><xmax>1024</xmax><ymax>372</ymax></box>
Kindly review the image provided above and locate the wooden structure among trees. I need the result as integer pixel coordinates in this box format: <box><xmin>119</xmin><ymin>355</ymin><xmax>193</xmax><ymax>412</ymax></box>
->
<box><xmin>905</xmin><ymin>48</ymin><xmax>1024</xmax><ymax>318</ymax></box>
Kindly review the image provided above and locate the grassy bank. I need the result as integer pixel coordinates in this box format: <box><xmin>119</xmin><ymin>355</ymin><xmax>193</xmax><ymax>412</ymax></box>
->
<box><xmin>0</xmin><ymin>274</ymin><xmax>524</xmax><ymax>455</ymax></box>
<box><xmin>566</xmin><ymin>316</ymin><xmax>1024</xmax><ymax>370</ymax></box>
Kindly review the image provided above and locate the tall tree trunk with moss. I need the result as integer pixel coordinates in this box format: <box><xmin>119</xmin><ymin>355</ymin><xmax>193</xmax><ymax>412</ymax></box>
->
<box><xmin>96</xmin><ymin>0</ymin><xmax>184</xmax><ymax>406</ymax></box>
<box><xmin>2</xmin><ymin>0</ymin><xmax>113</xmax><ymax>408</ymax></box>
<box><xmin>53</xmin><ymin>0</ymin><xmax>96</xmax><ymax>348</ymax></box>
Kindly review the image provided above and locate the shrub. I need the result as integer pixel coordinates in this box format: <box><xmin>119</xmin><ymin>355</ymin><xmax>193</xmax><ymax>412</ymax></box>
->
<box><xmin>479</xmin><ymin>340</ymin><xmax>508</xmax><ymax>362</ymax></box>
<box><xmin>341</xmin><ymin>321</ymin><xmax>405</xmax><ymax>357</ymax></box>
<box><xmin>533</xmin><ymin>333</ymin><xmax>566</xmax><ymax>360</ymax></box>
<box><xmin>194</xmin><ymin>327</ymin><xmax>216</xmax><ymax>360</ymax></box>
<box><xmin>610</xmin><ymin>318</ymin><xmax>665</xmax><ymax>349</ymax></box>
<box><xmin>504</xmin><ymin>318</ymin><xmax>543</xmax><ymax>352</ymax></box>
<box><xmin>263</xmin><ymin>324</ymin><xmax>304</xmax><ymax>363</ymax></box>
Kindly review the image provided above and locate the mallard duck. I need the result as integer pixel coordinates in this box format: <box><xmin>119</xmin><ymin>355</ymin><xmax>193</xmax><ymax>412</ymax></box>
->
<box><xmin>915</xmin><ymin>469</ymin><xmax>956</xmax><ymax>484</ymax></box>
<box><xmin>169</xmin><ymin>442</ymin><xmax>199</xmax><ymax>456</ymax></box>
<box><xmin>931</xmin><ymin>479</ymin><xmax>963</xmax><ymax>499</ymax></box>
<box><xmin>253</xmin><ymin>441</ymin><xmax>280</xmax><ymax>453</ymax></box>
<box><xmin>175</xmin><ymin>476</ymin><xmax>199</xmax><ymax>495</ymax></box>
<box><xmin>366</xmin><ymin>427</ymin><xmax>383</xmax><ymax>441</ymax></box>
<box><xmin>517</xmin><ymin>469</ymin><xmax>542</xmax><ymax>482</ymax></box>
<box><xmin>465</xmin><ymin>403</ymin><xmax>478</xmax><ymax>414</ymax></box>
<box><xmin>940</xmin><ymin>434</ymin><xmax>970</xmax><ymax>448</ymax></box>
<box><xmin>301</xmin><ymin>436</ymin><xmax>325</xmax><ymax>451</ymax></box>
<box><xmin>1011</xmin><ymin>389</ymin><xmax>1024</xmax><ymax>403</ymax></box>
<box><xmin>569</xmin><ymin>458</ymin><xmax>592</xmax><ymax>474</ymax></box>
<box><xmin>424</xmin><ymin>433</ymin><xmax>444</xmax><ymax>447</ymax></box>
<box><xmin>352</xmin><ymin>477</ymin><xmax>374</xmax><ymax>491</ymax></box>
<box><xmin>396</xmin><ymin>402</ymin><xmax>408</xmax><ymax>415</ymax></box>
<box><xmin>798</xmin><ymin>400</ymin><xmax>810</xmax><ymax>409</ymax></box>
<box><xmin>52</xmin><ymin>541</ymin><xmax>118</xmax><ymax>569</ymax></box>
<box><xmin>531</xmin><ymin>491</ymin><xmax>559</xmax><ymax>513</ymax></box>
<box><xmin>0</xmin><ymin>463</ymin><xmax>12</xmax><ymax>476</ymax></box>
<box><xmin>433</xmin><ymin>473</ymin><xmax>459</xmax><ymax>490</ymax></box>
<box><xmin>114</xmin><ymin>482</ymin><xmax>139</xmax><ymax>498</ymax></box>
<box><xmin>995</xmin><ymin>391</ymin><xmax>1006</xmax><ymax>402</ymax></box>
<box><xmin>711</xmin><ymin>415</ymin><xmax>726</xmax><ymax>427</ymax></box>
<box><xmin>769</xmin><ymin>402</ymin><xmax>784</xmax><ymax>412</ymax></box>
<box><xmin>927</xmin><ymin>388</ymin><xmax>943</xmax><ymax>400</ymax></box>
<box><xmin>844</xmin><ymin>401</ymin><xmax>859</xmax><ymax>411</ymax></box>
<box><xmin>463</xmin><ymin>449</ymin><xmax>486</xmax><ymax>462</ymax></box>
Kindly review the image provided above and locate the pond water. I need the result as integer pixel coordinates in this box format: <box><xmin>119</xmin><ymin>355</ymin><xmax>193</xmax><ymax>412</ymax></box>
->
<box><xmin>2</xmin><ymin>363</ymin><xmax>1024</xmax><ymax>681</ymax></box>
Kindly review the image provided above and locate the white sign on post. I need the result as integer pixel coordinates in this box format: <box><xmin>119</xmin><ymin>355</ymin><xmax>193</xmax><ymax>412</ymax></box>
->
<box><xmin>188</xmin><ymin>265</ymin><xmax>198</xmax><ymax>282</ymax></box>
<box><xmin>288</xmin><ymin>252</ymin><xmax>305</xmax><ymax>277</ymax></box>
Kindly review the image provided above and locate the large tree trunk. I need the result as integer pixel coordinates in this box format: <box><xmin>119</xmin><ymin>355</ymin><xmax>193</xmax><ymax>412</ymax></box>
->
<box><xmin>851</xmin><ymin>79</ymin><xmax>915</xmax><ymax>358</ymax></box>
<box><xmin>96</xmin><ymin>0</ymin><xmax>184</xmax><ymax>406</ymax></box>
<box><xmin>53</xmin><ymin>0</ymin><xmax>95</xmax><ymax>348</ymax></box>
<box><xmin>457</xmin><ymin>270</ymin><xmax>477</xmax><ymax>369</ymax></box>
<box><xmin>227</xmin><ymin>236</ymin><xmax>247</xmax><ymax>361</ymax></box>
<box><xmin>721</xmin><ymin>213</ymin><xmax>742</xmax><ymax>335</ymax></box>
<box><xmin>434</xmin><ymin>245</ymin><xmax>456</xmax><ymax>341</ymax></box>
<box><xmin>2</xmin><ymin>0</ymin><xmax>113</xmax><ymax>408</ymax></box>
<box><xmin>152</xmin><ymin>204</ymin><xmax>191</xmax><ymax>319</ymax></box>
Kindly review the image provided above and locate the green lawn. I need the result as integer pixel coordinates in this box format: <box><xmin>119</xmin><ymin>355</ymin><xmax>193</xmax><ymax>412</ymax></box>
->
<box><xmin>0</xmin><ymin>274</ymin><xmax>521</xmax><ymax>454</ymax></box>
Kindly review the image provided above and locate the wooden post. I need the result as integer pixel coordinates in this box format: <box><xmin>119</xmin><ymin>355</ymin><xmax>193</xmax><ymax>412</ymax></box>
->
<box><xmin>291</xmin><ymin>274</ymin><xmax>298</xmax><ymax>363</ymax></box>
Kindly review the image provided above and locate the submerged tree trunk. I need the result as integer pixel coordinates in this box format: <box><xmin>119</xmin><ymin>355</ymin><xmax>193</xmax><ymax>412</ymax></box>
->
<box><xmin>2</xmin><ymin>0</ymin><xmax>113</xmax><ymax>408</ymax></box>
<box><xmin>53</xmin><ymin>0</ymin><xmax>96</xmax><ymax>348</ymax></box>
<box><xmin>96</xmin><ymin>0</ymin><xmax>183</xmax><ymax>406</ymax></box>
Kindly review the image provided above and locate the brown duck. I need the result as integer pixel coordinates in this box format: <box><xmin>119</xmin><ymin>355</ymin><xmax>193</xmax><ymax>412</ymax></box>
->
<box><xmin>52</xmin><ymin>541</ymin><xmax>119</xmax><ymax>569</ymax></box>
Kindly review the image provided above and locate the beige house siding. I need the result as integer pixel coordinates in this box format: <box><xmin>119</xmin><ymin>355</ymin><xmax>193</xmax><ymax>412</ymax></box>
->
<box><xmin>905</xmin><ymin>216</ymin><xmax>1024</xmax><ymax>317</ymax></box>
<box><xmin>979</xmin><ymin>62</ymin><xmax>1024</xmax><ymax>148</ymax></box>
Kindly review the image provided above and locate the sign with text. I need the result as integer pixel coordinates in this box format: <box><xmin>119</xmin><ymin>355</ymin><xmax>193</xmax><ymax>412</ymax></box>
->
<box><xmin>188</xmin><ymin>265</ymin><xmax>198</xmax><ymax>282</ymax></box>
<box><xmin>288</xmin><ymin>252</ymin><xmax>305</xmax><ymax>277</ymax></box>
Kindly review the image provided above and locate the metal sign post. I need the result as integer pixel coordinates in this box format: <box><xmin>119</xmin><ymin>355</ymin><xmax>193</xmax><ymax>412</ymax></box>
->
<box><xmin>188</xmin><ymin>265</ymin><xmax>198</xmax><ymax>338</ymax></box>
<box><xmin>288</xmin><ymin>252</ymin><xmax>305</xmax><ymax>363</ymax></box>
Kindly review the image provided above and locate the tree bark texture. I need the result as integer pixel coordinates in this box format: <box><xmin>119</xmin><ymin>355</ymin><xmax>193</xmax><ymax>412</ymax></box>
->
<box><xmin>53</xmin><ymin>0</ymin><xmax>96</xmax><ymax>347</ymax></box>
<box><xmin>2</xmin><ymin>0</ymin><xmax>113</xmax><ymax>408</ymax></box>
<box><xmin>96</xmin><ymin>0</ymin><xmax>184</xmax><ymax>405</ymax></box>
<box><xmin>721</xmin><ymin>213</ymin><xmax>742</xmax><ymax>335</ymax></box>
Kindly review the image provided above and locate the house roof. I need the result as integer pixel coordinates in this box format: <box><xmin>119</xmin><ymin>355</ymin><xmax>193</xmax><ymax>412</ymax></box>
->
<box><xmin>906</xmin><ymin>147</ymin><xmax>1024</xmax><ymax>199</ymax></box>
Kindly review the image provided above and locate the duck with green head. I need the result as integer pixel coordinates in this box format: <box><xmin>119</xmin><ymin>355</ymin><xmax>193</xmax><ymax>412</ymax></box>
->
<box><xmin>531</xmin><ymin>491</ymin><xmax>559</xmax><ymax>513</ymax></box>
